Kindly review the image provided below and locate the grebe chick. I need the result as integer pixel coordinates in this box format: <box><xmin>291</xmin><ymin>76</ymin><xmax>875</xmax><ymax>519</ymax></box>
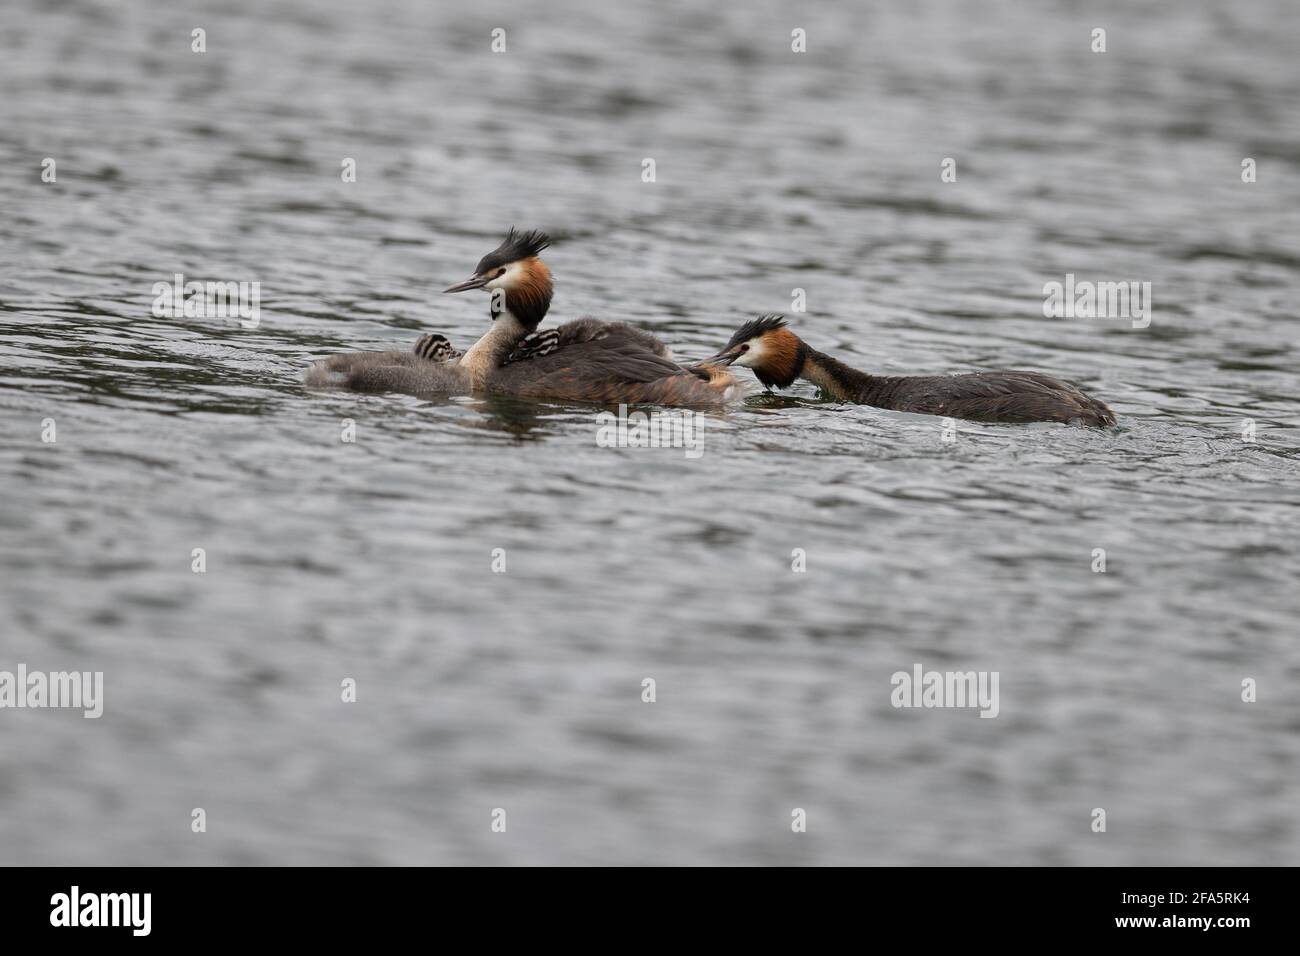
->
<box><xmin>709</xmin><ymin>315</ymin><xmax>1116</xmax><ymax>426</ymax></box>
<box><xmin>443</xmin><ymin>228</ymin><xmax>737</xmax><ymax>406</ymax></box>
<box><xmin>413</xmin><ymin>332</ymin><xmax>462</xmax><ymax>363</ymax></box>
<box><xmin>305</xmin><ymin>334</ymin><xmax>470</xmax><ymax>394</ymax></box>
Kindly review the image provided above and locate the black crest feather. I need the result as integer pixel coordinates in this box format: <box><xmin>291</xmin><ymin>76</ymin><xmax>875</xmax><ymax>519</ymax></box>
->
<box><xmin>476</xmin><ymin>227</ymin><xmax>552</xmax><ymax>273</ymax></box>
<box><xmin>721</xmin><ymin>313</ymin><xmax>787</xmax><ymax>352</ymax></box>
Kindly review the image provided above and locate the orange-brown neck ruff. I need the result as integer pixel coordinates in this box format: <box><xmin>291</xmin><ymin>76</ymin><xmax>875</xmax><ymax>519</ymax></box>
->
<box><xmin>501</xmin><ymin>258</ymin><xmax>552</xmax><ymax>330</ymax></box>
<box><xmin>753</xmin><ymin>328</ymin><xmax>807</xmax><ymax>389</ymax></box>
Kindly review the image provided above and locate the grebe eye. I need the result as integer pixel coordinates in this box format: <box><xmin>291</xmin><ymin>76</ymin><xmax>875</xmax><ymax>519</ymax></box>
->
<box><xmin>740</xmin><ymin>344</ymin><xmax>750</xmax><ymax>352</ymax></box>
<box><xmin>496</xmin><ymin>269</ymin><xmax>506</xmax><ymax>278</ymax></box>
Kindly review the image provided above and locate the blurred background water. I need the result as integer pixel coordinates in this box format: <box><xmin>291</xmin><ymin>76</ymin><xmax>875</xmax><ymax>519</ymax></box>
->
<box><xmin>1</xmin><ymin>0</ymin><xmax>1298</xmax><ymax>865</ymax></box>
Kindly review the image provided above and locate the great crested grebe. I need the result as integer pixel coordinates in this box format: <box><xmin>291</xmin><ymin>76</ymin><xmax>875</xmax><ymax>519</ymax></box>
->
<box><xmin>708</xmin><ymin>315</ymin><xmax>1116</xmax><ymax>426</ymax></box>
<box><xmin>440</xmin><ymin>228</ymin><xmax>736</xmax><ymax>405</ymax></box>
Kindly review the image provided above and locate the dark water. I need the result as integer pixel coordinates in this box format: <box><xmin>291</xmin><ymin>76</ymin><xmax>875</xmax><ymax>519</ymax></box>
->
<box><xmin>2</xmin><ymin>0</ymin><xmax>1299</xmax><ymax>865</ymax></box>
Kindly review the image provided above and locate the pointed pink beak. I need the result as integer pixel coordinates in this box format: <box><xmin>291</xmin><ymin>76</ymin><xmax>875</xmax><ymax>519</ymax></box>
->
<box><xmin>443</xmin><ymin>274</ymin><xmax>489</xmax><ymax>293</ymax></box>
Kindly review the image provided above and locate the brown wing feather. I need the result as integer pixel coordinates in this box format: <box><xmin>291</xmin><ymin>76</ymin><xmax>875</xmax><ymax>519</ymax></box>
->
<box><xmin>487</xmin><ymin>320</ymin><xmax>732</xmax><ymax>406</ymax></box>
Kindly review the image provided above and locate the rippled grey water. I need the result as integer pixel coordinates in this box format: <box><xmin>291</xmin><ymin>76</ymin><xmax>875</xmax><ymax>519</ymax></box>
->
<box><xmin>2</xmin><ymin>0</ymin><xmax>1299</xmax><ymax>865</ymax></box>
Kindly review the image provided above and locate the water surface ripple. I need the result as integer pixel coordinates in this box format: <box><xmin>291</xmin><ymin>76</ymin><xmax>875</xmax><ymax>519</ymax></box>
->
<box><xmin>1</xmin><ymin>0</ymin><xmax>1298</xmax><ymax>865</ymax></box>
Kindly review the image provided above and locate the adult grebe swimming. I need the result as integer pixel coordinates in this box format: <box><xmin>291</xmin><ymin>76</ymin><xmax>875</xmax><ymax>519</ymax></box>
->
<box><xmin>708</xmin><ymin>315</ymin><xmax>1116</xmax><ymax>426</ymax></box>
<box><xmin>439</xmin><ymin>228</ymin><xmax>737</xmax><ymax>406</ymax></box>
<box><xmin>307</xmin><ymin>229</ymin><xmax>736</xmax><ymax>404</ymax></box>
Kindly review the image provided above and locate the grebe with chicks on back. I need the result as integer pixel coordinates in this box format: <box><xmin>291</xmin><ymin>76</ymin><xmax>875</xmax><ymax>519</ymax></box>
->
<box><xmin>307</xmin><ymin>229</ymin><xmax>737</xmax><ymax>406</ymax></box>
<box><xmin>708</xmin><ymin>315</ymin><xmax>1116</xmax><ymax>426</ymax></box>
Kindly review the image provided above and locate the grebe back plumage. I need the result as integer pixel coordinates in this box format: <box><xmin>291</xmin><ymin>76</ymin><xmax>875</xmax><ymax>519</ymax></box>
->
<box><xmin>710</xmin><ymin>315</ymin><xmax>1116</xmax><ymax>426</ymax></box>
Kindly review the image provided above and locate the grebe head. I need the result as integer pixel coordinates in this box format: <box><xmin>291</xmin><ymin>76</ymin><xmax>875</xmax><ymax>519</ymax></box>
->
<box><xmin>443</xmin><ymin>227</ymin><xmax>553</xmax><ymax>330</ymax></box>
<box><xmin>708</xmin><ymin>314</ymin><xmax>806</xmax><ymax>388</ymax></box>
<box><xmin>412</xmin><ymin>332</ymin><xmax>460</xmax><ymax>362</ymax></box>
